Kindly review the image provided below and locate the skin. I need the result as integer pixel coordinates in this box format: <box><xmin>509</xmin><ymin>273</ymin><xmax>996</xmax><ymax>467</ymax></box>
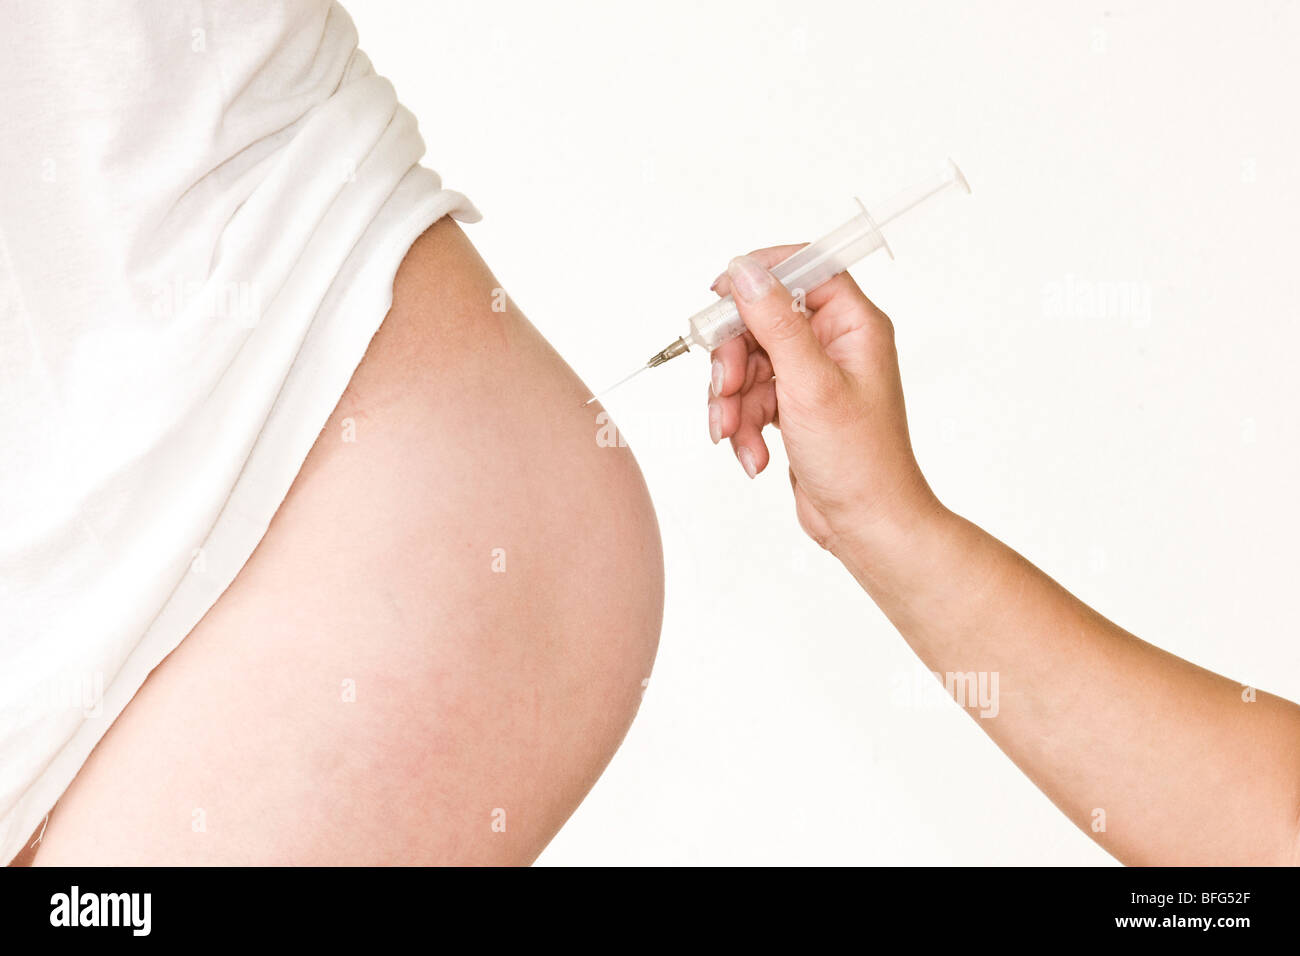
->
<box><xmin>709</xmin><ymin>249</ymin><xmax>1300</xmax><ymax>866</ymax></box>
<box><xmin>18</xmin><ymin>217</ymin><xmax>663</xmax><ymax>865</ymax></box>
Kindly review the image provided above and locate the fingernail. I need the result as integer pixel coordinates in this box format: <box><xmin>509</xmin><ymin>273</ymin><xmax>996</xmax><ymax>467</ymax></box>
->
<box><xmin>727</xmin><ymin>255</ymin><xmax>775</xmax><ymax>303</ymax></box>
<box><xmin>708</xmin><ymin>402</ymin><xmax>721</xmax><ymax>444</ymax></box>
<box><xmin>737</xmin><ymin>446</ymin><xmax>757</xmax><ymax>478</ymax></box>
<box><xmin>709</xmin><ymin>271</ymin><xmax>727</xmax><ymax>292</ymax></box>
<box><xmin>710</xmin><ymin>360</ymin><xmax>724</xmax><ymax>396</ymax></box>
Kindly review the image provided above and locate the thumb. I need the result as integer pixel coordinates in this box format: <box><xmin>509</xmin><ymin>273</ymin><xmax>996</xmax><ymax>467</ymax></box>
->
<box><xmin>726</xmin><ymin>255</ymin><xmax>835</xmax><ymax>391</ymax></box>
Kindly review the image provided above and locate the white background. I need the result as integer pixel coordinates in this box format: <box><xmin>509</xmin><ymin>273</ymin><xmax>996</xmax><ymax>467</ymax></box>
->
<box><xmin>352</xmin><ymin>0</ymin><xmax>1300</xmax><ymax>864</ymax></box>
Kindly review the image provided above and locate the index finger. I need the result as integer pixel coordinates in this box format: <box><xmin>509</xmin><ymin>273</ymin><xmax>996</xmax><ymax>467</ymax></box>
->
<box><xmin>712</xmin><ymin>243</ymin><xmax>874</xmax><ymax>314</ymax></box>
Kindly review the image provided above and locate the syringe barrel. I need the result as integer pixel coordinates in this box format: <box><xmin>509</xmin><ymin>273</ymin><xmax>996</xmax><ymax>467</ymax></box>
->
<box><xmin>684</xmin><ymin>158</ymin><xmax>969</xmax><ymax>352</ymax></box>
<box><xmin>684</xmin><ymin>218</ymin><xmax>885</xmax><ymax>351</ymax></box>
<box><xmin>684</xmin><ymin>297</ymin><xmax>746</xmax><ymax>351</ymax></box>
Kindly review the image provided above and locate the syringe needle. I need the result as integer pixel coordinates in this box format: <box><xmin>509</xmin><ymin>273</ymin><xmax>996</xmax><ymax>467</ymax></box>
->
<box><xmin>581</xmin><ymin>336</ymin><xmax>693</xmax><ymax>406</ymax></box>
<box><xmin>581</xmin><ymin>364</ymin><xmax>649</xmax><ymax>406</ymax></box>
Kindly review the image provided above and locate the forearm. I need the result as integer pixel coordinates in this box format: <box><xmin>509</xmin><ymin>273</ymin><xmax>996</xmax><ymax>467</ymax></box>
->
<box><xmin>834</xmin><ymin>499</ymin><xmax>1300</xmax><ymax>865</ymax></box>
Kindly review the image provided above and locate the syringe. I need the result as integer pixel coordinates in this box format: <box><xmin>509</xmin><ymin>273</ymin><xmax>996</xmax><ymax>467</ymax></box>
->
<box><xmin>584</xmin><ymin>159</ymin><xmax>970</xmax><ymax>406</ymax></box>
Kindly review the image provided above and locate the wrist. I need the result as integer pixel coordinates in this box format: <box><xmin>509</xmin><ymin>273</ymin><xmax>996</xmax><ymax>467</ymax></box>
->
<box><xmin>823</xmin><ymin>472</ymin><xmax>957</xmax><ymax>584</ymax></box>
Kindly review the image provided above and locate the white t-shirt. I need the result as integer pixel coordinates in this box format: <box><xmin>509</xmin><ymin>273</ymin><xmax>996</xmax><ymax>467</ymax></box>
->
<box><xmin>0</xmin><ymin>0</ymin><xmax>478</xmax><ymax>862</ymax></box>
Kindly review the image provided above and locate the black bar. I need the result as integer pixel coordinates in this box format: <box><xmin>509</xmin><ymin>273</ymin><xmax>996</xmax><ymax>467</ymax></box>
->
<box><xmin>2</xmin><ymin>865</ymin><xmax>1291</xmax><ymax>943</ymax></box>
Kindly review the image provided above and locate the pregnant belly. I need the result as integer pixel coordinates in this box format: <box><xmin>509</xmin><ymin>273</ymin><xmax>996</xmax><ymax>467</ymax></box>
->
<box><xmin>25</xmin><ymin>217</ymin><xmax>664</xmax><ymax>865</ymax></box>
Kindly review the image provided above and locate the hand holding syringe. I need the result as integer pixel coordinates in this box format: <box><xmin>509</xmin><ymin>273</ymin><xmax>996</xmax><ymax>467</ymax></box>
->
<box><xmin>584</xmin><ymin>158</ymin><xmax>970</xmax><ymax>405</ymax></box>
